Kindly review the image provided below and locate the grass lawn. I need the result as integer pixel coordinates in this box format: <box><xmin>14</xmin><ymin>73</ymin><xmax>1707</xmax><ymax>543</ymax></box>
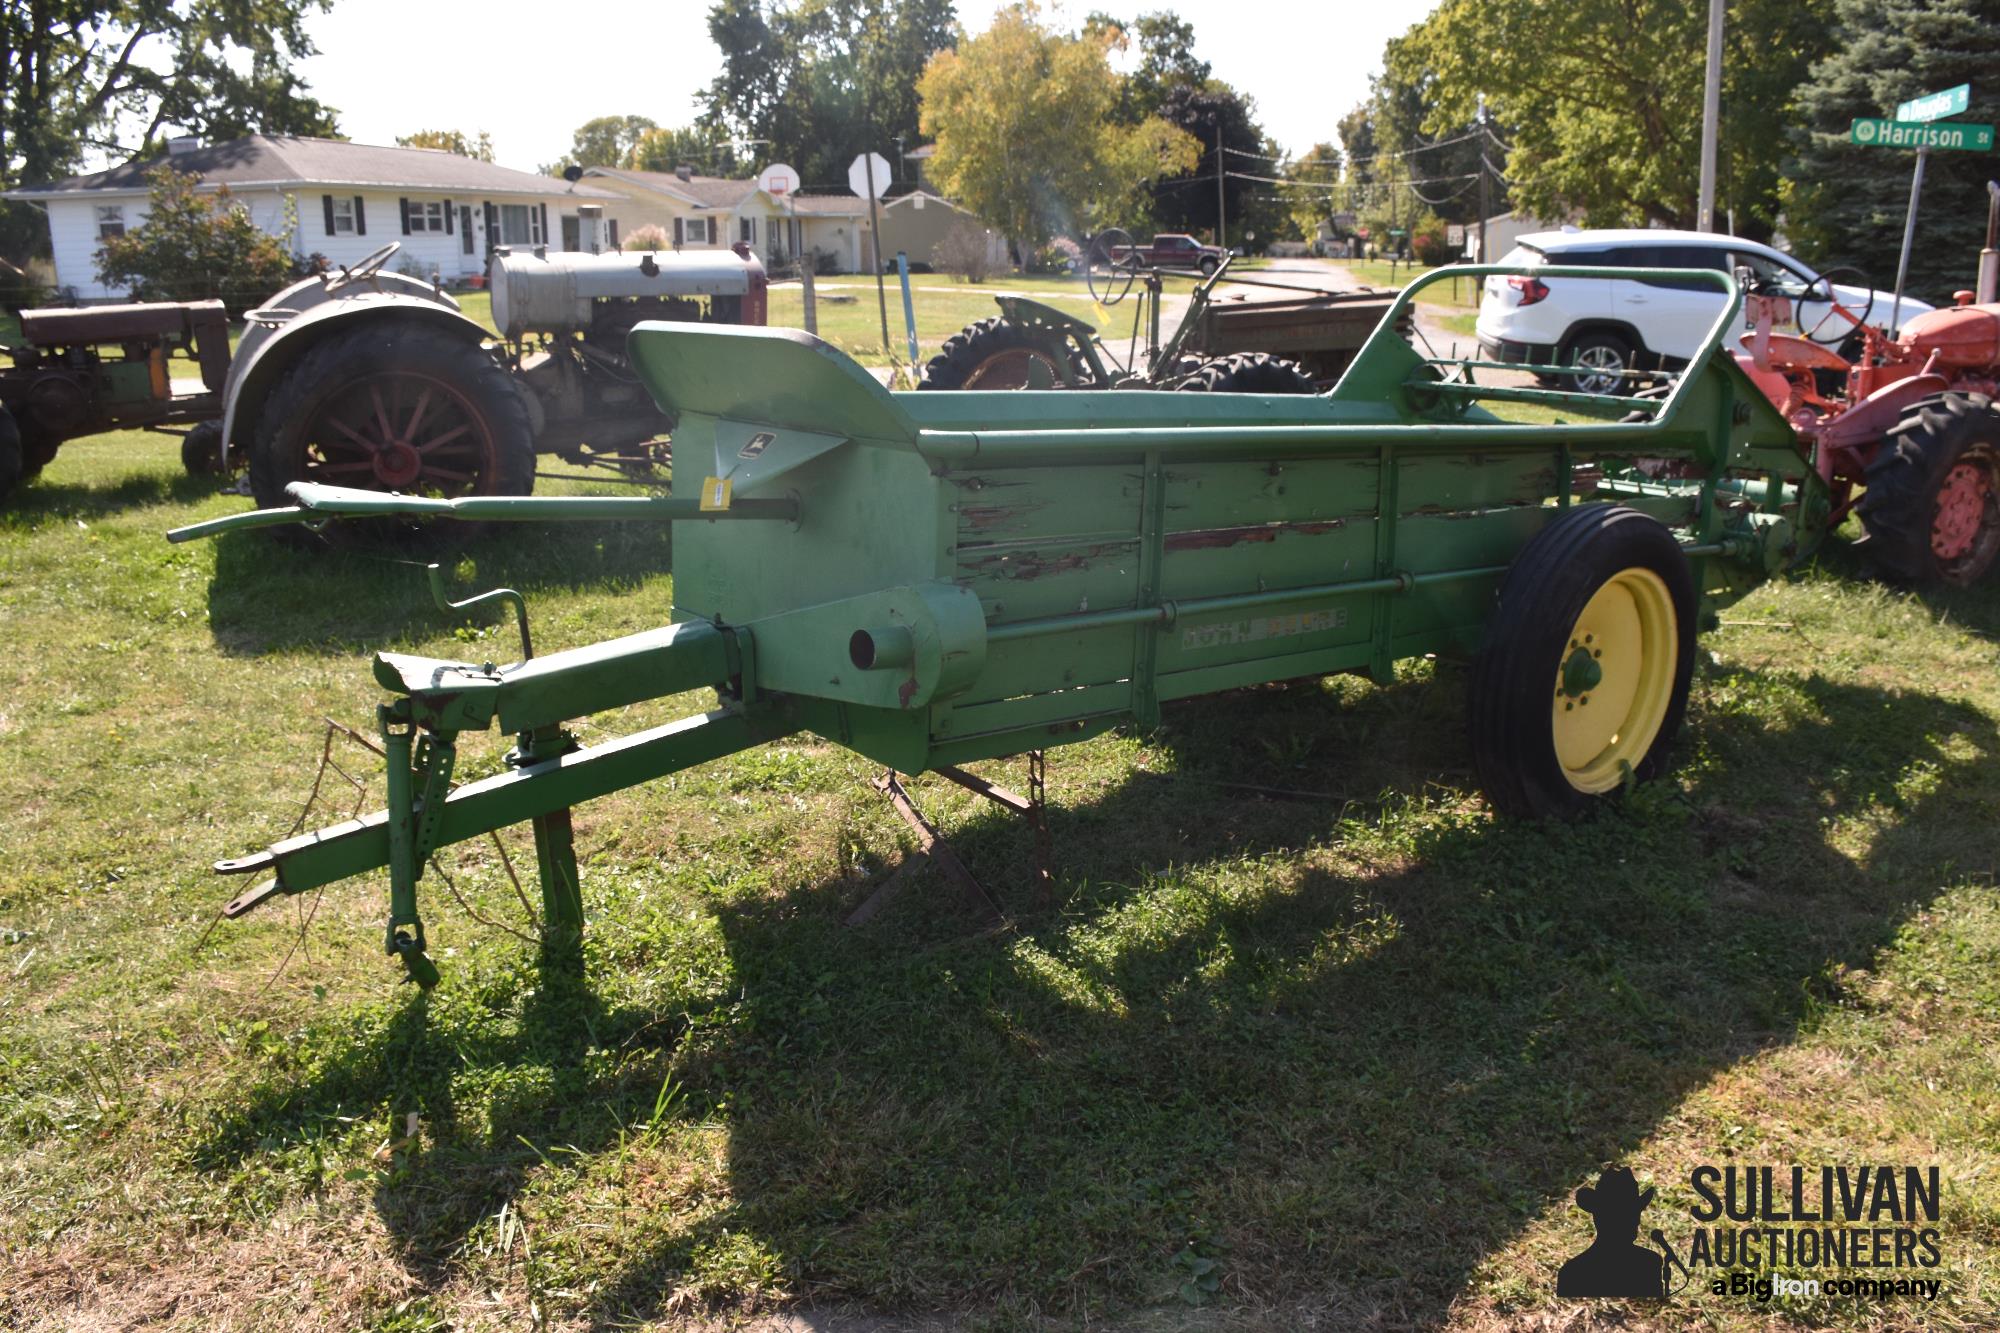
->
<box><xmin>3</xmin><ymin>325</ymin><xmax>1998</xmax><ymax>1332</ymax></box>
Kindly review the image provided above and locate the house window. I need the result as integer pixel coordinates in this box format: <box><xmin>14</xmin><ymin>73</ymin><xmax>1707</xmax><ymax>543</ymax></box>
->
<box><xmin>460</xmin><ymin>205</ymin><xmax>475</xmax><ymax>254</ymax></box>
<box><xmin>407</xmin><ymin>200</ymin><xmax>446</xmax><ymax>233</ymax></box>
<box><xmin>329</xmin><ymin>196</ymin><xmax>356</xmax><ymax>235</ymax></box>
<box><xmin>739</xmin><ymin>217</ymin><xmax>755</xmax><ymax>245</ymax></box>
<box><xmin>685</xmin><ymin>216</ymin><xmax>711</xmax><ymax>245</ymax></box>
<box><xmin>94</xmin><ymin>205</ymin><xmax>126</xmax><ymax>240</ymax></box>
<box><xmin>499</xmin><ymin>203</ymin><xmax>546</xmax><ymax>246</ymax></box>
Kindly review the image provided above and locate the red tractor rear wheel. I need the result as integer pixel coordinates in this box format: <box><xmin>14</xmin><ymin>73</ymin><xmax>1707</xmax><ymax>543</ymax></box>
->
<box><xmin>1858</xmin><ymin>392</ymin><xmax>2000</xmax><ymax>584</ymax></box>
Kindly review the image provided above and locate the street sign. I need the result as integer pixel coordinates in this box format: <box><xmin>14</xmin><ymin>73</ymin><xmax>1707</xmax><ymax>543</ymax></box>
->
<box><xmin>847</xmin><ymin>152</ymin><xmax>892</xmax><ymax>200</ymax></box>
<box><xmin>1850</xmin><ymin>118</ymin><xmax>1995</xmax><ymax>151</ymax></box>
<box><xmin>1896</xmin><ymin>83</ymin><xmax>1970</xmax><ymax>123</ymax></box>
<box><xmin>756</xmin><ymin>163</ymin><xmax>797</xmax><ymax>198</ymax></box>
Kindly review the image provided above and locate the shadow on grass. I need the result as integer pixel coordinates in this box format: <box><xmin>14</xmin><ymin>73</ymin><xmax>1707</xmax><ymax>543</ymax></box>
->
<box><xmin>188</xmin><ymin>657</ymin><xmax>2000</xmax><ymax>1327</ymax></box>
<box><xmin>1</xmin><ymin>467</ymin><xmax>222</xmax><ymax>525</ymax></box>
<box><xmin>200</xmin><ymin>519</ymin><xmax>674</xmax><ymax>655</ymax></box>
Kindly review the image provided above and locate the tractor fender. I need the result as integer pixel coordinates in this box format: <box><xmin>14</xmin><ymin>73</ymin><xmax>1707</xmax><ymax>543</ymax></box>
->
<box><xmin>220</xmin><ymin>274</ymin><xmax>493</xmax><ymax>467</ymax></box>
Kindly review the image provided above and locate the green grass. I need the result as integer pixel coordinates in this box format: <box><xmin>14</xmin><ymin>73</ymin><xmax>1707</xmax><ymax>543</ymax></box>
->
<box><xmin>2</xmin><ymin>428</ymin><xmax>2000</xmax><ymax>1329</ymax></box>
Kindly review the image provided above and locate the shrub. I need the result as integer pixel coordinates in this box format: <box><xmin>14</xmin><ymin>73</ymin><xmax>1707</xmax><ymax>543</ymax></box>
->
<box><xmin>1412</xmin><ymin>218</ymin><xmax>1457</xmax><ymax>267</ymax></box>
<box><xmin>934</xmin><ymin>220</ymin><xmax>997</xmax><ymax>283</ymax></box>
<box><xmin>622</xmin><ymin>223</ymin><xmax>670</xmax><ymax>252</ymax></box>
<box><xmin>95</xmin><ymin>166</ymin><xmax>294</xmax><ymax>312</ymax></box>
<box><xmin>1028</xmin><ymin>235</ymin><xmax>1081</xmax><ymax>274</ymax></box>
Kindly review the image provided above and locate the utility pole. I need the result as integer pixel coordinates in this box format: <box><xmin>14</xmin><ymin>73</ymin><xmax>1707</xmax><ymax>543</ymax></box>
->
<box><xmin>1214</xmin><ymin>121</ymin><xmax>1226</xmax><ymax>250</ymax></box>
<box><xmin>1477</xmin><ymin>93</ymin><xmax>1490</xmax><ymax>263</ymax></box>
<box><xmin>1697</xmin><ymin>0</ymin><xmax>1724</xmax><ymax>231</ymax></box>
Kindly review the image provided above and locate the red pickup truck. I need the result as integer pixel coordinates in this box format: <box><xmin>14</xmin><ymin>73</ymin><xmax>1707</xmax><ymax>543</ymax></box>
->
<box><xmin>1112</xmin><ymin>232</ymin><xmax>1228</xmax><ymax>275</ymax></box>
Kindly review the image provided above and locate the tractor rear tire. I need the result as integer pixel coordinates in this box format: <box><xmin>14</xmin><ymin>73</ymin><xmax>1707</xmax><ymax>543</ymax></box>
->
<box><xmin>0</xmin><ymin>406</ymin><xmax>21</xmax><ymax>503</ymax></box>
<box><xmin>1172</xmin><ymin>353</ymin><xmax>1317</xmax><ymax>394</ymax></box>
<box><xmin>180</xmin><ymin>421</ymin><xmax>225</xmax><ymax>476</ymax></box>
<box><xmin>918</xmin><ymin>318</ymin><xmax>1075</xmax><ymax>390</ymax></box>
<box><xmin>249</xmin><ymin>321</ymin><xmax>535</xmax><ymax>542</ymax></box>
<box><xmin>1470</xmin><ymin>504</ymin><xmax>1696</xmax><ymax>818</ymax></box>
<box><xmin>1856</xmin><ymin>392</ymin><xmax>2000</xmax><ymax>585</ymax></box>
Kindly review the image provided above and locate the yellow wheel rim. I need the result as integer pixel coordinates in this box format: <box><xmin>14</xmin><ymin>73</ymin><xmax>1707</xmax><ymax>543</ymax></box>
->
<box><xmin>1551</xmin><ymin>567</ymin><xmax>1678</xmax><ymax>793</ymax></box>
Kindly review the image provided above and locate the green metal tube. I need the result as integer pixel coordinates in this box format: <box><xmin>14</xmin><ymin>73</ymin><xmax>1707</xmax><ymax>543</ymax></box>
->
<box><xmin>917</xmin><ymin>420</ymin><xmax>1662</xmax><ymax>465</ymax></box>
<box><xmin>986</xmin><ymin>563</ymin><xmax>1515</xmax><ymax>644</ymax></box>
<box><xmin>167</xmin><ymin>489</ymin><xmax>801</xmax><ymax>544</ymax></box>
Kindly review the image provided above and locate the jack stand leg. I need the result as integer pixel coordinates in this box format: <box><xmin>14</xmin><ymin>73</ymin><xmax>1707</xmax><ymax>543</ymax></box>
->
<box><xmin>847</xmin><ymin>769</ymin><xmax>1005</xmax><ymax>927</ymax></box>
<box><xmin>1027</xmin><ymin>749</ymin><xmax>1054</xmax><ymax>901</ymax></box>
<box><xmin>515</xmin><ymin>725</ymin><xmax>584</xmax><ymax>980</ymax></box>
<box><xmin>381</xmin><ymin>704</ymin><xmax>444</xmax><ymax>988</ymax></box>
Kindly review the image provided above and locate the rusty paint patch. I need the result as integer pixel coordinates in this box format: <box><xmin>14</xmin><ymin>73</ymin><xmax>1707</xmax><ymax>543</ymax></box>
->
<box><xmin>959</xmin><ymin>541</ymin><xmax>1133</xmax><ymax>581</ymax></box>
<box><xmin>959</xmin><ymin>503</ymin><xmax>1039</xmax><ymax>532</ymax></box>
<box><xmin>898</xmin><ymin>676</ymin><xmax>918</xmax><ymax>708</ymax></box>
<box><xmin>1163</xmin><ymin>520</ymin><xmax>1345</xmax><ymax>552</ymax></box>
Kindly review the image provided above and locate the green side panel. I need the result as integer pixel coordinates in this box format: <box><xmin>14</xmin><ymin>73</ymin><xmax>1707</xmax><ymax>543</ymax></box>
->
<box><xmin>1159</xmin><ymin>521</ymin><xmax>1378</xmax><ymax>601</ymax></box>
<box><xmin>1397</xmin><ymin>451</ymin><xmax>1558</xmax><ymax>514</ymax></box>
<box><xmin>1162</xmin><ymin>456</ymin><xmax>1384</xmax><ymax>528</ymax></box>
<box><xmin>934</xmin><ymin>680</ymin><xmax>1135</xmax><ymax>744</ymax></box>
<box><xmin>895</xmin><ymin>385</ymin><xmax>1348</xmax><ymax>434</ymax></box>
<box><xmin>783</xmin><ymin>697</ymin><xmax>937</xmax><ymax>774</ymax></box>
<box><xmin>955</xmin><ymin>629</ymin><xmax>1140</xmax><ymax>705</ymax></box>
<box><xmin>947</xmin><ymin>463</ymin><xmax>1145</xmax><ymax>545</ymax></box>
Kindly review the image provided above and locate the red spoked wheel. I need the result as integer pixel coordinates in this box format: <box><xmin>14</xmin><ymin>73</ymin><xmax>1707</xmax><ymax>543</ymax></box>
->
<box><xmin>1859</xmin><ymin>392</ymin><xmax>2000</xmax><ymax>585</ymax></box>
<box><xmin>303</xmin><ymin>369</ymin><xmax>502</xmax><ymax>494</ymax></box>
<box><xmin>1931</xmin><ymin>460</ymin><xmax>1994</xmax><ymax>564</ymax></box>
<box><xmin>249</xmin><ymin>322</ymin><xmax>535</xmax><ymax>538</ymax></box>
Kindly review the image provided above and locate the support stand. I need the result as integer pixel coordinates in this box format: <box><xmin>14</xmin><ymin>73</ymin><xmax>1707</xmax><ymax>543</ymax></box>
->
<box><xmin>845</xmin><ymin>752</ymin><xmax>1054</xmax><ymax>927</ymax></box>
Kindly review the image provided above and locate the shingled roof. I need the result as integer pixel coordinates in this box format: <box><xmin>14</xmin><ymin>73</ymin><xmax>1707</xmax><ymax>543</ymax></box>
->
<box><xmin>584</xmin><ymin>166</ymin><xmax>868</xmax><ymax>215</ymax></box>
<box><xmin>6</xmin><ymin>135</ymin><xmax>617</xmax><ymax>199</ymax></box>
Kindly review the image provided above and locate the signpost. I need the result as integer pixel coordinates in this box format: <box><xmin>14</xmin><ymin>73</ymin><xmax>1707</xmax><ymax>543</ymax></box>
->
<box><xmin>1853</xmin><ymin>85</ymin><xmax>1984</xmax><ymax>335</ymax></box>
<box><xmin>848</xmin><ymin>151</ymin><xmax>894</xmax><ymax>361</ymax></box>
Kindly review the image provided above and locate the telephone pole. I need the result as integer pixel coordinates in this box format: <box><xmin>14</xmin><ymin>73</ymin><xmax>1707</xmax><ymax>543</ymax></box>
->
<box><xmin>1214</xmin><ymin>121</ymin><xmax>1226</xmax><ymax>249</ymax></box>
<box><xmin>1697</xmin><ymin>0</ymin><xmax>1724</xmax><ymax>230</ymax></box>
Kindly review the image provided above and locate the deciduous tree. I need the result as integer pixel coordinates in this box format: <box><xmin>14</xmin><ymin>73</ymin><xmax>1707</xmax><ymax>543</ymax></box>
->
<box><xmin>0</xmin><ymin>0</ymin><xmax>337</xmax><ymax>259</ymax></box>
<box><xmin>95</xmin><ymin>166</ymin><xmax>295</xmax><ymax>311</ymax></box>
<box><xmin>917</xmin><ymin>4</ymin><xmax>1199</xmax><ymax>250</ymax></box>
<box><xmin>1391</xmin><ymin>0</ymin><xmax>1833</xmax><ymax>235</ymax></box>
<box><xmin>396</xmin><ymin>129</ymin><xmax>496</xmax><ymax>162</ymax></box>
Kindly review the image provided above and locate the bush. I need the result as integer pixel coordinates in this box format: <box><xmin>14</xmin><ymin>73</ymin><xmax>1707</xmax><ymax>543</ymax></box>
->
<box><xmin>622</xmin><ymin>223</ymin><xmax>670</xmax><ymax>252</ymax></box>
<box><xmin>812</xmin><ymin>248</ymin><xmax>841</xmax><ymax>276</ymax></box>
<box><xmin>934</xmin><ymin>220</ymin><xmax>997</xmax><ymax>283</ymax></box>
<box><xmin>95</xmin><ymin>166</ymin><xmax>295</xmax><ymax>312</ymax></box>
<box><xmin>1412</xmin><ymin>218</ymin><xmax>1457</xmax><ymax>267</ymax></box>
<box><xmin>1027</xmin><ymin>236</ymin><xmax>1081</xmax><ymax>274</ymax></box>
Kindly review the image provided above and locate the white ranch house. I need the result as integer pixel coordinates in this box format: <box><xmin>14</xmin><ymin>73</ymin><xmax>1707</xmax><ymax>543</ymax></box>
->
<box><xmin>4</xmin><ymin>135</ymin><xmax>625</xmax><ymax>301</ymax></box>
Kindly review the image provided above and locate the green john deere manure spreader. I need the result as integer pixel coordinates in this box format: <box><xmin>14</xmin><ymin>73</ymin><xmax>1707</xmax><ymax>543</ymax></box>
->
<box><xmin>172</xmin><ymin>266</ymin><xmax>1827</xmax><ymax>988</ymax></box>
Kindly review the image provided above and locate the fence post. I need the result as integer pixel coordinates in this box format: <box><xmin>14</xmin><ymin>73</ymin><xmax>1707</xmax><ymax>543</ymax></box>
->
<box><xmin>800</xmin><ymin>262</ymin><xmax>817</xmax><ymax>336</ymax></box>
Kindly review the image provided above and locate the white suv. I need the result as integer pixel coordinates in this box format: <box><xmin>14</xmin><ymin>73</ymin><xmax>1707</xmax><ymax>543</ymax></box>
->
<box><xmin>1476</xmin><ymin>229</ymin><xmax>1931</xmax><ymax>394</ymax></box>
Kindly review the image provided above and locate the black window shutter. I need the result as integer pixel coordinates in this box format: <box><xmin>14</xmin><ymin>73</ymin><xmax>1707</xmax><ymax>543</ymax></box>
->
<box><xmin>322</xmin><ymin>194</ymin><xmax>335</xmax><ymax>234</ymax></box>
<box><xmin>354</xmin><ymin>196</ymin><xmax>366</xmax><ymax>235</ymax></box>
<box><xmin>484</xmin><ymin>201</ymin><xmax>498</xmax><ymax>247</ymax></box>
<box><xmin>443</xmin><ymin>199</ymin><xmax>453</xmax><ymax>234</ymax></box>
<box><xmin>399</xmin><ymin>198</ymin><xmax>410</xmax><ymax>235</ymax></box>
<box><xmin>538</xmin><ymin>202</ymin><xmax>548</xmax><ymax>243</ymax></box>
<box><xmin>673</xmin><ymin>216</ymin><xmax>684</xmax><ymax>246</ymax></box>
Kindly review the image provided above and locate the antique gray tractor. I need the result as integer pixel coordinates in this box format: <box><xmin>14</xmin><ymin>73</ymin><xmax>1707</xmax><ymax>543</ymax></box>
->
<box><xmin>219</xmin><ymin>241</ymin><xmax>768</xmax><ymax>509</ymax></box>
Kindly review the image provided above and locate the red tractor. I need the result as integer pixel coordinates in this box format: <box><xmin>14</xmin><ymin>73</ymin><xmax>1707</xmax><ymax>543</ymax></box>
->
<box><xmin>1734</xmin><ymin>275</ymin><xmax>2000</xmax><ymax>583</ymax></box>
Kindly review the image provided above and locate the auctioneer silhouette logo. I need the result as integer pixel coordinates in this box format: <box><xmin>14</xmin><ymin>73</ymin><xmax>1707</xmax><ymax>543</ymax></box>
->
<box><xmin>1557</xmin><ymin>1163</ymin><xmax>1947</xmax><ymax>1305</ymax></box>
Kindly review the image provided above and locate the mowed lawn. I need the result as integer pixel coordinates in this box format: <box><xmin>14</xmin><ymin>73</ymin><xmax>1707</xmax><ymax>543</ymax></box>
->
<box><xmin>1</xmin><ymin>427</ymin><xmax>1998</xmax><ymax>1332</ymax></box>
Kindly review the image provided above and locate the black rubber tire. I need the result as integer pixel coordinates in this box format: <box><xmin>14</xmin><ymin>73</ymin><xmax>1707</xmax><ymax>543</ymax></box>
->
<box><xmin>1172</xmin><ymin>352</ymin><xmax>1317</xmax><ymax>394</ymax></box>
<box><xmin>0</xmin><ymin>405</ymin><xmax>21</xmax><ymax>503</ymax></box>
<box><xmin>249</xmin><ymin>321</ymin><xmax>535</xmax><ymax>536</ymax></box>
<box><xmin>1562</xmin><ymin>330</ymin><xmax>1636</xmax><ymax>397</ymax></box>
<box><xmin>1856</xmin><ymin>392</ymin><xmax>2000</xmax><ymax>585</ymax></box>
<box><xmin>1198</xmin><ymin>255</ymin><xmax>1220</xmax><ymax>277</ymax></box>
<box><xmin>1469</xmin><ymin>504</ymin><xmax>1696</xmax><ymax>819</ymax></box>
<box><xmin>918</xmin><ymin>318</ymin><xmax>1074</xmax><ymax>390</ymax></box>
<box><xmin>180</xmin><ymin>421</ymin><xmax>225</xmax><ymax>476</ymax></box>
<box><xmin>17</xmin><ymin>418</ymin><xmax>59</xmax><ymax>483</ymax></box>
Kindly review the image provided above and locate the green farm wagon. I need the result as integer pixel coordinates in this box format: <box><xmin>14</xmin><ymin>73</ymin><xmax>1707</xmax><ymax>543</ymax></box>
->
<box><xmin>174</xmin><ymin>265</ymin><xmax>1824</xmax><ymax>988</ymax></box>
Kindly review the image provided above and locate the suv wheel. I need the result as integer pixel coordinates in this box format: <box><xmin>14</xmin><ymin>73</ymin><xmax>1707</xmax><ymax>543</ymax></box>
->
<box><xmin>1564</xmin><ymin>331</ymin><xmax>1635</xmax><ymax>396</ymax></box>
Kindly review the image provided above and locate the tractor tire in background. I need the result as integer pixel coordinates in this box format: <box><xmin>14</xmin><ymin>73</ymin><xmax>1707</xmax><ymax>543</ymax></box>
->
<box><xmin>1469</xmin><ymin>503</ymin><xmax>1696</xmax><ymax>818</ymax></box>
<box><xmin>180</xmin><ymin>421</ymin><xmax>225</xmax><ymax>476</ymax></box>
<box><xmin>918</xmin><ymin>318</ymin><xmax>1076</xmax><ymax>390</ymax></box>
<box><xmin>1172</xmin><ymin>353</ymin><xmax>1317</xmax><ymax>394</ymax></box>
<box><xmin>0</xmin><ymin>405</ymin><xmax>21</xmax><ymax>503</ymax></box>
<box><xmin>249</xmin><ymin>321</ymin><xmax>535</xmax><ymax>534</ymax></box>
<box><xmin>1856</xmin><ymin>392</ymin><xmax>2000</xmax><ymax>585</ymax></box>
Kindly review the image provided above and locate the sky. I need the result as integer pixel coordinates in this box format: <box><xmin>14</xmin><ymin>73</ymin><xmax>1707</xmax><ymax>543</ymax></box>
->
<box><xmin>297</xmin><ymin>0</ymin><xmax>1441</xmax><ymax>175</ymax></box>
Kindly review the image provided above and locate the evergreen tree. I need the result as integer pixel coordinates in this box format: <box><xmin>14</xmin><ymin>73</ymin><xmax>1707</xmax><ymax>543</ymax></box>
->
<box><xmin>1785</xmin><ymin>0</ymin><xmax>2000</xmax><ymax>300</ymax></box>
